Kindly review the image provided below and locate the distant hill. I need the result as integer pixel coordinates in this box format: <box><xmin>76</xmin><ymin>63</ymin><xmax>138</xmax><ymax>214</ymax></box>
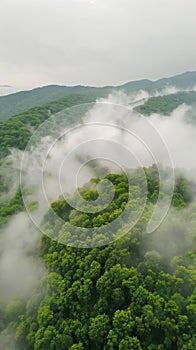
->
<box><xmin>0</xmin><ymin>71</ymin><xmax>196</xmax><ymax>121</ymax></box>
<box><xmin>114</xmin><ymin>71</ymin><xmax>196</xmax><ymax>93</ymax></box>
<box><xmin>135</xmin><ymin>90</ymin><xmax>196</xmax><ymax>116</ymax></box>
<box><xmin>0</xmin><ymin>85</ymin><xmax>111</xmax><ymax>122</ymax></box>
<box><xmin>0</xmin><ymin>91</ymin><xmax>108</xmax><ymax>158</ymax></box>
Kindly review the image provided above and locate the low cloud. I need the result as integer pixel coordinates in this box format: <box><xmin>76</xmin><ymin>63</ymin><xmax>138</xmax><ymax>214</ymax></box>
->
<box><xmin>0</xmin><ymin>212</ymin><xmax>43</xmax><ymax>302</ymax></box>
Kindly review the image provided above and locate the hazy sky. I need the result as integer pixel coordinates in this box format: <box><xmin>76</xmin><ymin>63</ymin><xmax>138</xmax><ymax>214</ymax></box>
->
<box><xmin>0</xmin><ymin>0</ymin><xmax>196</xmax><ymax>91</ymax></box>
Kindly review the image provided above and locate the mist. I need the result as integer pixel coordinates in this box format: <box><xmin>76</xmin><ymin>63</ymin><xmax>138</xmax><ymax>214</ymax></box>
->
<box><xmin>1</xmin><ymin>88</ymin><xmax>196</xmax><ymax>290</ymax></box>
<box><xmin>149</xmin><ymin>203</ymin><xmax>196</xmax><ymax>259</ymax></box>
<box><xmin>0</xmin><ymin>89</ymin><xmax>195</xmax><ymax>350</ymax></box>
<box><xmin>2</xmin><ymin>89</ymin><xmax>195</xmax><ymax>235</ymax></box>
<box><xmin>0</xmin><ymin>212</ymin><xmax>43</xmax><ymax>303</ymax></box>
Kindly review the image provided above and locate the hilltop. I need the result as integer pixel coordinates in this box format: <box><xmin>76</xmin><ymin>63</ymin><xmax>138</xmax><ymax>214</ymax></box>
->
<box><xmin>0</xmin><ymin>71</ymin><xmax>196</xmax><ymax>121</ymax></box>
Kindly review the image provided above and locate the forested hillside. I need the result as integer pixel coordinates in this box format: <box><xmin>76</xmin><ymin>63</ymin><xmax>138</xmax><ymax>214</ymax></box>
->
<box><xmin>1</xmin><ymin>71</ymin><xmax>196</xmax><ymax>121</ymax></box>
<box><xmin>1</xmin><ymin>0</ymin><xmax>196</xmax><ymax>346</ymax></box>
<box><xmin>0</xmin><ymin>81</ymin><xmax>196</xmax><ymax>350</ymax></box>
<box><xmin>0</xmin><ymin>168</ymin><xmax>195</xmax><ymax>349</ymax></box>
<box><xmin>0</xmin><ymin>91</ymin><xmax>102</xmax><ymax>158</ymax></box>
<box><xmin>1</xmin><ymin>84</ymin><xmax>196</xmax><ymax>159</ymax></box>
<box><xmin>135</xmin><ymin>91</ymin><xmax>196</xmax><ymax>116</ymax></box>
<box><xmin>0</xmin><ymin>86</ymin><xmax>111</xmax><ymax>122</ymax></box>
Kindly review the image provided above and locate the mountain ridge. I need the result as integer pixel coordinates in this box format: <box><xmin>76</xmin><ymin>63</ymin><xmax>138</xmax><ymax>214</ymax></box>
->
<box><xmin>0</xmin><ymin>71</ymin><xmax>196</xmax><ymax>121</ymax></box>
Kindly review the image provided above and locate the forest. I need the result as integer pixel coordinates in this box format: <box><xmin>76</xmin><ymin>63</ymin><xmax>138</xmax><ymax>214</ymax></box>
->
<box><xmin>0</xmin><ymin>166</ymin><xmax>195</xmax><ymax>349</ymax></box>
<box><xmin>0</xmin><ymin>85</ymin><xmax>196</xmax><ymax>350</ymax></box>
<box><xmin>135</xmin><ymin>91</ymin><xmax>196</xmax><ymax>116</ymax></box>
<box><xmin>1</xmin><ymin>0</ymin><xmax>196</xmax><ymax>345</ymax></box>
<box><xmin>0</xmin><ymin>91</ymin><xmax>103</xmax><ymax>158</ymax></box>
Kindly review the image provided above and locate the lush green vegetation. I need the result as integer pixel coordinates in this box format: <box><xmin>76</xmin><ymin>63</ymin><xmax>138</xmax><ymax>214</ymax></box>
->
<box><xmin>135</xmin><ymin>91</ymin><xmax>196</xmax><ymax>116</ymax></box>
<box><xmin>1</xmin><ymin>71</ymin><xmax>196</xmax><ymax>121</ymax></box>
<box><xmin>0</xmin><ymin>86</ymin><xmax>111</xmax><ymax>122</ymax></box>
<box><xmin>0</xmin><ymin>189</ymin><xmax>23</xmax><ymax>226</ymax></box>
<box><xmin>123</xmin><ymin>71</ymin><xmax>196</xmax><ymax>95</ymax></box>
<box><xmin>0</xmin><ymin>91</ymin><xmax>107</xmax><ymax>158</ymax></box>
<box><xmin>0</xmin><ymin>166</ymin><xmax>195</xmax><ymax>350</ymax></box>
<box><xmin>0</xmin><ymin>77</ymin><xmax>196</xmax><ymax>349</ymax></box>
<box><xmin>1</xmin><ymin>73</ymin><xmax>196</xmax><ymax>159</ymax></box>
<box><xmin>1</xmin><ymin>88</ymin><xmax>196</xmax><ymax>160</ymax></box>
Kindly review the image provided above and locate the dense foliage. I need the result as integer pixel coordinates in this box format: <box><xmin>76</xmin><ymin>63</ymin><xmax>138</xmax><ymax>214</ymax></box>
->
<box><xmin>1</xmin><ymin>77</ymin><xmax>196</xmax><ymax>349</ymax></box>
<box><xmin>1</xmin><ymin>71</ymin><xmax>196</xmax><ymax>121</ymax></box>
<box><xmin>135</xmin><ymin>91</ymin><xmax>196</xmax><ymax>116</ymax></box>
<box><xmin>0</xmin><ymin>86</ymin><xmax>111</xmax><ymax>122</ymax></box>
<box><xmin>0</xmin><ymin>91</ymin><xmax>107</xmax><ymax>158</ymax></box>
<box><xmin>1</xmin><ymin>77</ymin><xmax>196</xmax><ymax>159</ymax></box>
<box><xmin>0</xmin><ymin>189</ymin><xmax>23</xmax><ymax>226</ymax></box>
<box><xmin>0</xmin><ymin>167</ymin><xmax>195</xmax><ymax>350</ymax></box>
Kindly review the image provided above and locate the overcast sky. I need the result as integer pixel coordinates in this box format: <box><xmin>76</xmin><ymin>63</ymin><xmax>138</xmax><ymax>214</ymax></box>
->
<box><xmin>0</xmin><ymin>0</ymin><xmax>196</xmax><ymax>92</ymax></box>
